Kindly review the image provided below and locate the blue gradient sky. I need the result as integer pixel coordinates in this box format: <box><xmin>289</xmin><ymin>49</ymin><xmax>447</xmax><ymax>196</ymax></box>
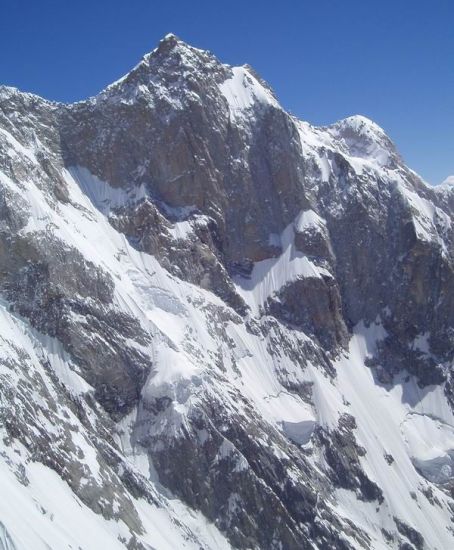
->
<box><xmin>1</xmin><ymin>0</ymin><xmax>453</xmax><ymax>184</ymax></box>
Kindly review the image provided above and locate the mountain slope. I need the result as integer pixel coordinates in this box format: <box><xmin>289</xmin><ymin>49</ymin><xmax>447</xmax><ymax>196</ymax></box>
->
<box><xmin>0</xmin><ymin>34</ymin><xmax>453</xmax><ymax>549</ymax></box>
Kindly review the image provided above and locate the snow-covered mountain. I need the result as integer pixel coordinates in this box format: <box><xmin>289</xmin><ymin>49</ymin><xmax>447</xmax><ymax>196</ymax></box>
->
<box><xmin>1</xmin><ymin>33</ymin><xmax>453</xmax><ymax>550</ymax></box>
<box><xmin>442</xmin><ymin>176</ymin><xmax>454</xmax><ymax>186</ymax></box>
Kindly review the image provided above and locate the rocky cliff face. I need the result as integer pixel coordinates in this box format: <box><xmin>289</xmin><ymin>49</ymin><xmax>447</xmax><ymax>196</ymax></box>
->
<box><xmin>1</xmin><ymin>34</ymin><xmax>454</xmax><ymax>550</ymax></box>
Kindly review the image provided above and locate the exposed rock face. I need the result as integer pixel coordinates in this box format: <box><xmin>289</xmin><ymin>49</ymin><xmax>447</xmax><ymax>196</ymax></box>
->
<box><xmin>0</xmin><ymin>34</ymin><xmax>454</xmax><ymax>550</ymax></box>
<box><xmin>59</xmin><ymin>36</ymin><xmax>309</xmax><ymax>269</ymax></box>
<box><xmin>266</xmin><ymin>275</ymin><xmax>348</xmax><ymax>349</ymax></box>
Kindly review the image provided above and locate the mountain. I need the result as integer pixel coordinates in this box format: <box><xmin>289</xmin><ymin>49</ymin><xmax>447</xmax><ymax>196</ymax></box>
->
<box><xmin>0</xmin><ymin>33</ymin><xmax>453</xmax><ymax>550</ymax></box>
<box><xmin>442</xmin><ymin>176</ymin><xmax>454</xmax><ymax>186</ymax></box>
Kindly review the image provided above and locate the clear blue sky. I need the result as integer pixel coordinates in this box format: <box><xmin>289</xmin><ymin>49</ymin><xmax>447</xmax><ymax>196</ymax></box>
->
<box><xmin>1</xmin><ymin>0</ymin><xmax>453</xmax><ymax>184</ymax></box>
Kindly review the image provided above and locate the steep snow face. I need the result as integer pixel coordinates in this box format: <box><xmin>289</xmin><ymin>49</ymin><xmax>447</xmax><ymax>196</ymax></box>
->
<box><xmin>0</xmin><ymin>166</ymin><xmax>236</xmax><ymax>549</ymax></box>
<box><xmin>397</xmin><ymin>180</ymin><xmax>452</xmax><ymax>244</ymax></box>
<box><xmin>0</xmin><ymin>523</ymin><xmax>16</xmax><ymax>550</ymax></box>
<box><xmin>0</xmin><ymin>435</ymin><xmax>232</xmax><ymax>550</ymax></box>
<box><xmin>0</xmin><ymin>298</ymin><xmax>233</xmax><ymax>550</ymax></box>
<box><xmin>329</xmin><ymin>322</ymin><xmax>454</xmax><ymax>549</ymax></box>
<box><xmin>234</xmin><ymin>213</ymin><xmax>331</xmax><ymax>315</ymax></box>
<box><xmin>327</xmin><ymin>115</ymin><xmax>398</xmax><ymax>166</ymax></box>
<box><xmin>296</xmin><ymin>115</ymin><xmax>401</xmax><ymax>180</ymax></box>
<box><xmin>442</xmin><ymin>175</ymin><xmax>454</xmax><ymax>186</ymax></box>
<box><xmin>219</xmin><ymin>66</ymin><xmax>279</xmax><ymax>117</ymax></box>
<box><xmin>1</xmin><ymin>34</ymin><xmax>454</xmax><ymax>550</ymax></box>
<box><xmin>68</xmin><ymin>166</ymin><xmax>149</xmax><ymax>215</ymax></box>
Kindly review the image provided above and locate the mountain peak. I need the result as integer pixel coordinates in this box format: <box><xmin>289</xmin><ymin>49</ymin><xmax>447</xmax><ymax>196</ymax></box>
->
<box><xmin>156</xmin><ymin>32</ymin><xmax>185</xmax><ymax>52</ymax></box>
<box><xmin>97</xmin><ymin>34</ymin><xmax>225</xmax><ymax>104</ymax></box>
<box><xmin>162</xmin><ymin>32</ymin><xmax>180</xmax><ymax>41</ymax></box>
<box><xmin>326</xmin><ymin>114</ymin><xmax>399</xmax><ymax>167</ymax></box>
<box><xmin>152</xmin><ymin>32</ymin><xmax>208</xmax><ymax>60</ymax></box>
<box><xmin>332</xmin><ymin>114</ymin><xmax>386</xmax><ymax>137</ymax></box>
